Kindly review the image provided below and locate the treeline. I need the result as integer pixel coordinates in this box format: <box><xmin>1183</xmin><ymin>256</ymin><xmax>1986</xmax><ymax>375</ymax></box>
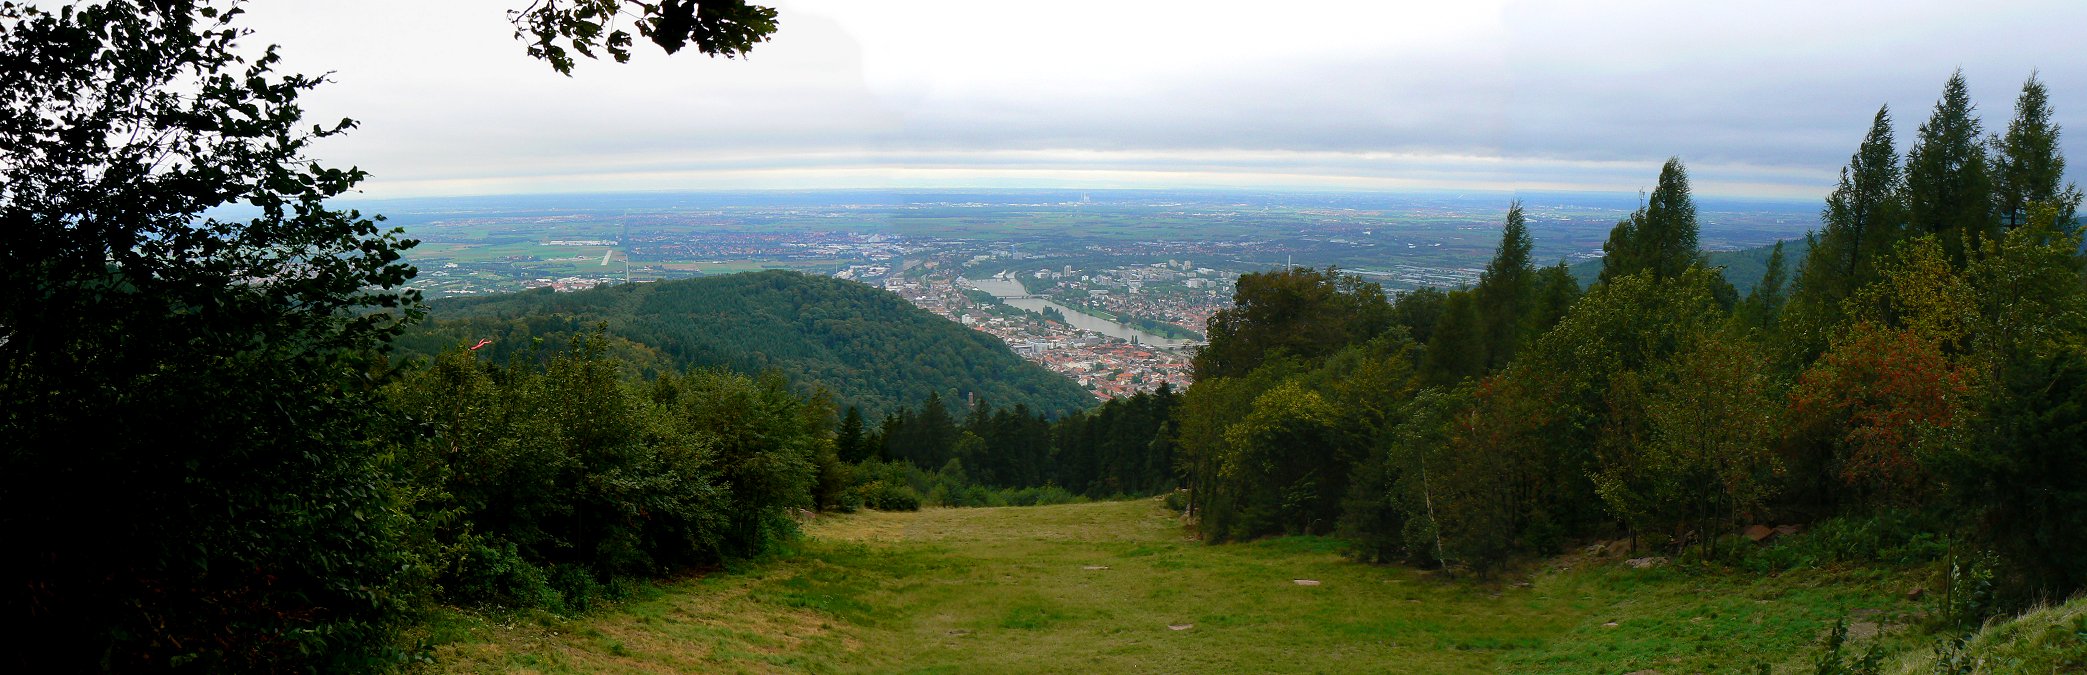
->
<box><xmin>1178</xmin><ymin>71</ymin><xmax>2087</xmax><ymax>613</ymax></box>
<box><xmin>840</xmin><ymin>385</ymin><xmax>1181</xmax><ymax>503</ymax></box>
<box><xmin>397</xmin><ymin>270</ymin><xmax>1097</xmax><ymax>419</ymax></box>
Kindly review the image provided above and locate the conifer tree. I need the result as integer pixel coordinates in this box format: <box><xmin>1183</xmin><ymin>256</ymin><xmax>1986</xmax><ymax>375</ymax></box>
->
<box><xmin>1994</xmin><ymin>73</ymin><xmax>2083</xmax><ymax>230</ymax></box>
<box><xmin>1600</xmin><ymin>158</ymin><xmax>1702</xmax><ymax>284</ymax></box>
<box><xmin>1475</xmin><ymin>202</ymin><xmax>1536</xmax><ymax>370</ymax></box>
<box><xmin>1737</xmin><ymin>241</ymin><xmax>1788</xmax><ymax>330</ymax></box>
<box><xmin>836</xmin><ymin>406</ymin><xmax>869</xmax><ymax>463</ymax></box>
<box><xmin>1904</xmin><ymin>70</ymin><xmax>1997</xmax><ymax>266</ymax></box>
<box><xmin>1794</xmin><ymin>106</ymin><xmax>1906</xmax><ymax>321</ymax></box>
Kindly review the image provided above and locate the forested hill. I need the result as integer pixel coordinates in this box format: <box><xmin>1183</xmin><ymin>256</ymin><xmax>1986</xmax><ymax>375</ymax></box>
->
<box><xmin>1569</xmin><ymin>237</ymin><xmax>1812</xmax><ymax>294</ymax></box>
<box><xmin>395</xmin><ymin>270</ymin><xmax>1097</xmax><ymax>418</ymax></box>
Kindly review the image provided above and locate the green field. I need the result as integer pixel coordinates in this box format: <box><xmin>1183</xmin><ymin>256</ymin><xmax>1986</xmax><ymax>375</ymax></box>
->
<box><xmin>418</xmin><ymin>500</ymin><xmax>1966</xmax><ymax>674</ymax></box>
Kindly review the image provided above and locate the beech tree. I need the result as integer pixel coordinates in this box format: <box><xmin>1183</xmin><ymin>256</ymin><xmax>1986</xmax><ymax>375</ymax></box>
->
<box><xmin>1786</xmin><ymin>324</ymin><xmax>1967</xmax><ymax>507</ymax></box>
<box><xmin>1193</xmin><ymin>266</ymin><xmax>1391</xmax><ymax>381</ymax></box>
<box><xmin>1421</xmin><ymin>289</ymin><xmax>1484</xmax><ymax>386</ymax></box>
<box><xmin>1635</xmin><ymin>334</ymin><xmax>1781</xmax><ymax>558</ymax></box>
<box><xmin>2</xmin><ymin>2</ymin><xmax>421</xmax><ymax>668</ymax></box>
<box><xmin>511</xmin><ymin>0</ymin><xmax>781</xmax><ymax>74</ymax></box>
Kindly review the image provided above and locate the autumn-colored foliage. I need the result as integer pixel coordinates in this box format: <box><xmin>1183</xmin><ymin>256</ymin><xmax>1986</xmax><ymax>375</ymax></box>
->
<box><xmin>1788</xmin><ymin>323</ymin><xmax>1969</xmax><ymax>502</ymax></box>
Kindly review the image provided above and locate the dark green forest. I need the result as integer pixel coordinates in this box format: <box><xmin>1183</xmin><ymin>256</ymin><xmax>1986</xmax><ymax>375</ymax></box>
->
<box><xmin>397</xmin><ymin>270</ymin><xmax>1097</xmax><ymax>419</ymax></box>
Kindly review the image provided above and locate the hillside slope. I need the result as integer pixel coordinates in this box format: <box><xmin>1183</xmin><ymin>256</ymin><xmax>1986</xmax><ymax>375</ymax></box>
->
<box><xmin>1568</xmin><ymin>237</ymin><xmax>1811</xmax><ymax>293</ymax></box>
<box><xmin>395</xmin><ymin>270</ymin><xmax>1096</xmax><ymax>418</ymax></box>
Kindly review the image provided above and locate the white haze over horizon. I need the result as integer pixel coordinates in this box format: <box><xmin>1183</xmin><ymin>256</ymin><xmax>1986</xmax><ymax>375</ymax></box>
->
<box><xmin>238</xmin><ymin>1</ymin><xmax>2087</xmax><ymax>202</ymax></box>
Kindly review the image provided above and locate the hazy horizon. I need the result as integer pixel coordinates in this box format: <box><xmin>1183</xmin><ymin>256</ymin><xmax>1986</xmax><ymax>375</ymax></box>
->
<box><xmin>241</xmin><ymin>1</ymin><xmax>2085</xmax><ymax>201</ymax></box>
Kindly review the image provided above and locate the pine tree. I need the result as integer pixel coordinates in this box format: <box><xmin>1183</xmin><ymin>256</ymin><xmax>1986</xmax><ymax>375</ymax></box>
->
<box><xmin>1599</xmin><ymin>205</ymin><xmax>1645</xmax><ymax>286</ymax></box>
<box><xmin>1600</xmin><ymin>158</ymin><xmax>1701</xmax><ymax>284</ymax></box>
<box><xmin>1643</xmin><ymin>158</ymin><xmax>1702</xmax><ymax>280</ymax></box>
<box><xmin>1994</xmin><ymin>73</ymin><xmax>2083</xmax><ymax>230</ymax></box>
<box><xmin>911</xmin><ymin>392</ymin><xmax>960</xmax><ymax>468</ymax></box>
<box><xmin>1904</xmin><ymin>70</ymin><xmax>1997</xmax><ymax>266</ymax></box>
<box><xmin>836</xmin><ymin>406</ymin><xmax>868</xmax><ymax>463</ymax></box>
<box><xmin>1737</xmin><ymin>241</ymin><xmax>1788</xmax><ymax>330</ymax></box>
<box><xmin>1793</xmin><ymin>106</ymin><xmax>1905</xmax><ymax>321</ymax></box>
<box><xmin>1475</xmin><ymin>202</ymin><xmax>1536</xmax><ymax>370</ymax></box>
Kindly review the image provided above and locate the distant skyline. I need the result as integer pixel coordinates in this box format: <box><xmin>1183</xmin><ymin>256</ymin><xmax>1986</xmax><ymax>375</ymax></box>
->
<box><xmin>243</xmin><ymin>1</ymin><xmax>2085</xmax><ymax>201</ymax></box>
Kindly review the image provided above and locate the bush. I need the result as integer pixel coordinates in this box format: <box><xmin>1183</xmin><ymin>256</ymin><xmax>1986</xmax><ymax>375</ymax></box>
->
<box><xmin>451</xmin><ymin>540</ymin><xmax>559</xmax><ymax>610</ymax></box>
<box><xmin>1741</xmin><ymin>510</ymin><xmax>1949</xmax><ymax>573</ymax></box>
<box><xmin>1163</xmin><ymin>489</ymin><xmax>1191</xmax><ymax>513</ymax></box>
<box><xmin>386</xmin><ymin>341</ymin><xmax>818</xmax><ymax>611</ymax></box>
<box><xmin>857</xmin><ymin>481</ymin><xmax>923</xmax><ymax>511</ymax></box>
<box><xmin>1004</xmin><ymin>485</ymin><xmax>1084</xmax><ymax>507</ymax></box>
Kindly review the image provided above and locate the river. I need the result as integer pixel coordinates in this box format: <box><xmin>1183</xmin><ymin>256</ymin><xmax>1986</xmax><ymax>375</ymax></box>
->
<box><xmin>966</xmin><ymin>276</ymin><xmax>1195</xmax><ymax>348</ymax></box>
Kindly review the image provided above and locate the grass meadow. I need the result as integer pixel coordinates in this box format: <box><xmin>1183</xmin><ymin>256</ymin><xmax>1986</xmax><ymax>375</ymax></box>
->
<box><xmin>421</xmin><ymin>499</ymin><xmax>1936</xmax><ymax>673</ymax></box>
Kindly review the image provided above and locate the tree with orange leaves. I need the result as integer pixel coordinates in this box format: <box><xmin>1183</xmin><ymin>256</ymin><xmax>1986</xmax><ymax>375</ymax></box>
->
<box><xmin>1787</xmin><ymin>323</ymin><xmax>1970</xmax><ymax>507</ymax></box>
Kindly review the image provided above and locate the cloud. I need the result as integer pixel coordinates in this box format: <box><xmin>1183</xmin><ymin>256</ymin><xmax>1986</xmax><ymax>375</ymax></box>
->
<box><xmin>238</xmin><ymin>0</ymin><xmax>2087</xmax><ymax>199</ymax></box>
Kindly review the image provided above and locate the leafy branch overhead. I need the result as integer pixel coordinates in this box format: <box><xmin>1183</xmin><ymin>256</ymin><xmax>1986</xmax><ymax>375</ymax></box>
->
<box><xmin>510</xmin><ymin>0</ymin><xmax>780</xmax><ymax>74</ymax></box>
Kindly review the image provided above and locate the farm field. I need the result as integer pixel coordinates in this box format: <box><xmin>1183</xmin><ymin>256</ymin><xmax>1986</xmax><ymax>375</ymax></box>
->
<box><xmin>420</xmin><ymin>500</ymin><xmax>1933</xmax><ymax>674</ymax></box>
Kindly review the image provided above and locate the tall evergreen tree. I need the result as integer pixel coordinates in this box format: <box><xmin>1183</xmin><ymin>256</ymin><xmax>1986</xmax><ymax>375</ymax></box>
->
<box><xmin>1904</xmin><ymin>70</ymin><xmax>1997</xmax><ymax>266</ymax></box>
<box><xmin>897</xmin><ymin>392</ymin><xmax>961</xmax><ymax>468</ymax></box>
<box><xmin>1475</xmin><ymin>202</ymin><xmax>1536</xmax><ymax>370</ymax></box>
<box><xmin>1600</xmin><ymin>158</ymin><xmax>1701</xmax><ymax>284</ymax></box>
<box><xmin>1736</xmin><ymin>241</ymin><xmax>1788</xmax><ymax>330</ymax></box>
<box><xmin>1994</xmin><ymin>73</ymin><xmax>2083</xmax><ymax>230</ymax></box>
<box><xmin>1794</xmin><ymin>106</ymin><xmax>1905</xmax><ymax>319</ymax></box>
<box><xmin>836</xmin><ymin>406</ymin><xmax>869</xmax><ymax>463</ymax></box>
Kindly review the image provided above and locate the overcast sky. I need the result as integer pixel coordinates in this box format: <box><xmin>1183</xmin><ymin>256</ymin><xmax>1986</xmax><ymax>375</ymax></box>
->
<box><xmin>238</xmin><ymin>1</ymin><xmax>2085</xmax><ymax>201</ymax></box>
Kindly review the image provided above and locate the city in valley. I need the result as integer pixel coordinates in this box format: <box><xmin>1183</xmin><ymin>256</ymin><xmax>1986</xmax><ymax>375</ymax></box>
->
<box><xmin>373</xmin><ymin>190</ymin><xmax>1815</xmax><ymax>400</ymax></box>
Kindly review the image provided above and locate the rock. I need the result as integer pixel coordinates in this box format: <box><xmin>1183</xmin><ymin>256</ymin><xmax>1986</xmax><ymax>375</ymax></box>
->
<box><xmin>1167</xmin><ymin>623</ymin><xmax>1193</xmax><ymax>631</ymax></box>
<box><xmin>1293</xmin><ymin>579</ymin><xmax>1321</xmax><ymax>586</ymax></box>
<box><xmin>1744</xmin><ymin>524</ymin><xmax>1775</xmax><ymax>542</ymax></box>
<box><xmin>1907</xmin><ymin>587</ymin><xmax>1926</xmax><ymax>601</ymax></box>
<box><xmin>1625</xmin><ymin>556</ymin><xmax>1668</xmax><ymax>569</ymax></box>
<box><xmin>1602</xmin><ymin>621</ymin><xmax>1620</xmax><ymax>628</ymax></box>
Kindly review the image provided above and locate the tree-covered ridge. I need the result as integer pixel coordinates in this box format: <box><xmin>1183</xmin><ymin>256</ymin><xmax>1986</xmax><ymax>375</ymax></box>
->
<box><xmin>399</xmin><ymin>270</ymin><xmax>1097</xmax><ymax>419</ymax></box>
<box><xmin>1177</xmin><ymin>71</ymin><xmax>2087</xmax><ymax>608</ymax></box>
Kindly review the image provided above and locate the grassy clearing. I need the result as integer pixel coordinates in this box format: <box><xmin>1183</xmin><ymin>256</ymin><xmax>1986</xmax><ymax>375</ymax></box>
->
<box><xmin>422</xmin><ymin>499</ymin><xmax>1940</xmax><ymax>674</ymax></box>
